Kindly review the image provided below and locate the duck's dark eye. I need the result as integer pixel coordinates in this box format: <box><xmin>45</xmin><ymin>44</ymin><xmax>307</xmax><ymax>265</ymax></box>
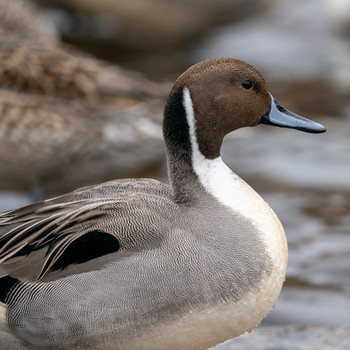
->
<box><xmin>242</xmin><ymin>80</ymin><xmax>253</xmax><ymax>89</ymax></box>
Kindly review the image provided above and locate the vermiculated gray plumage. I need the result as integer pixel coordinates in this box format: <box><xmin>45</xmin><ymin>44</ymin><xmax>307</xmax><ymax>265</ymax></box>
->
<box><xmin>0</xmin><ymin>179</ymin><xmax>270</xmax><ymax>349</ymax></box>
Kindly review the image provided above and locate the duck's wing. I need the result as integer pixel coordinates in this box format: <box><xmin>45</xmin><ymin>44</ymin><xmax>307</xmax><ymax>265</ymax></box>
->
<box><xmin>0</xmin><ymin>179</ymin><xmax>172</xmax><ymax>281</ymax></box>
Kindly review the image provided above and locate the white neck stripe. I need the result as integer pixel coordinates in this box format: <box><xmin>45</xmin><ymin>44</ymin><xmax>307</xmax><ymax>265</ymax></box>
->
<box><xmin>182</xmin><ymin>87</ymin><xmax>270</xmax><ymax>224</ymax></box>
<box><xmin>182</xmin><ymin>87</ymin><xmax>210</xmax><ymax>169</ymax></box>
<box><xmin>183</xmin><ymin>87</ymin><xmax>238</xmax><ymax>208</ymax></box>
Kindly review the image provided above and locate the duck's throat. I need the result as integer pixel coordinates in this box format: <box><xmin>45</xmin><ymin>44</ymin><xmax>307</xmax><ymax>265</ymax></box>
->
<box><xmin>182</xmin><ymin>86</ymin><xmax>245</xmax><ymax>213</ymax></box>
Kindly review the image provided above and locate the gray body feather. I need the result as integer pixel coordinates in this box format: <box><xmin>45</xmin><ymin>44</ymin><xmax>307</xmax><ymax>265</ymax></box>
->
<box><xmin>0</xmin><ymin>178</ymin><xmax>269</xmax><ymax>348</ymax></box>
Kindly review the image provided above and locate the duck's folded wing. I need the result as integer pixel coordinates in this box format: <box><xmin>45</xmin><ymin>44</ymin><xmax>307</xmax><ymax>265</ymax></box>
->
<box><xmin>0</xmin><ymin>180</ymin><xmax>171</xmax><ymax>281</ymax></box>
<box><xmin>0</xmin><ymin>198</ymin><xmax>122</xmax><ymax>281</ymax></box>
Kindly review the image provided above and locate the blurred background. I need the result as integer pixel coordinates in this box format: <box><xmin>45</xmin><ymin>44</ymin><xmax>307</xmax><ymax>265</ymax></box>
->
<box><xmin>0</xmin><ymin>0</ymin><xmax>349</xmax><ymax>348</ymax></box>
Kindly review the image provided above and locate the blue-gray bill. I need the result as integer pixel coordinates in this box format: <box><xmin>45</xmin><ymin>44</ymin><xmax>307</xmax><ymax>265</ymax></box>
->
<box><xmin>260</xmin><ymin>93</ymin><xmax>326</xmax><ymax>134</ymax></box>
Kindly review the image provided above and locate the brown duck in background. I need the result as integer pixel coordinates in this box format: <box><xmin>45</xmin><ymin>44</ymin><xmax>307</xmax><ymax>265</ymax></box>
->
<box><xmin>0</xmin><ymin>0</ymin><xmax>167</xmax><ymax>195</ymax></box>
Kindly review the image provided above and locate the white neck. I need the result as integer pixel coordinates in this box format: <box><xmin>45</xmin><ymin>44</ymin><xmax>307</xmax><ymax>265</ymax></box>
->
<box><xmin>183</xmin><ymin>87</ymin><xmax>258</xmax><ymax>219</ymax></box>
<box><xmin>182</xmin><ymin>86</ymin><xmax>287</xmax><ymax>272</ymax></box>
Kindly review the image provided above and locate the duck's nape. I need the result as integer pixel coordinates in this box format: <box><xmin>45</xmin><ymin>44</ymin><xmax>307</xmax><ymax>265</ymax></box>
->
<box><xmin>261</xmin><ymin>93</ymin><xmax>326</xmax><ymax>133</ymax></box>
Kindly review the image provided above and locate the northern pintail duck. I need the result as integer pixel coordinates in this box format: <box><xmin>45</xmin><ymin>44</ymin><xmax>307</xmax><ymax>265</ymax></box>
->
<box><xmin>0</xmin><ymin>0</ymin><xmax>166</xmax><ymax>194</ymax></box>
<box><xmin>0</xmin><ymin>58</ymin><xmax>325</xmax><ymax>350</ymax></box>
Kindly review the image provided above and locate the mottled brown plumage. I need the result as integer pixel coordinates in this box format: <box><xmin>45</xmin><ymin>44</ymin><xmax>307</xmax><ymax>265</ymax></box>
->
<box><xmin>0</xmin><ymin>0</ymin><xmax>167</xmax><ymax>194</ymax></box>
